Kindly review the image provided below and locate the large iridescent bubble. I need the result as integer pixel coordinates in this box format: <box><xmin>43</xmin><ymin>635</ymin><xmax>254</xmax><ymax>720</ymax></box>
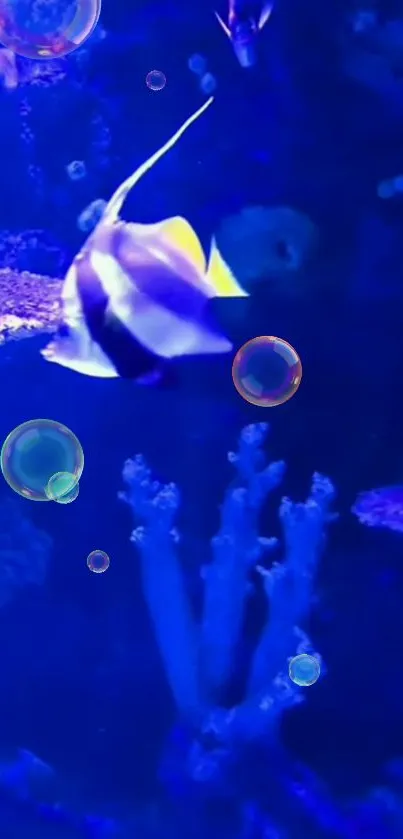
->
<box><xmin>0</xmin><ymin>0</ymin><xmax>101</xmax><ymax>60</ymax></box>
<box><xmin>232</xmin><ymin>336</ymin><xmax>302</xmax><ymax>407</ymax></box>
<box><xmin>0</xmin><ymin>419</ymin><xmax>84</xmax><ymax>501</ymax></box>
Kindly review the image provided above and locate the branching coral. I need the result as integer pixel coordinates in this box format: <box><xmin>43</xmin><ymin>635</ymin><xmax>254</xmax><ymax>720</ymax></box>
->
<box><xmin>0</xmin><ymin>268</ymin><xmax>63</xmax><ymax>345</ymax></box>
<box><xmin>0</xmin><ymin>499</ymin><xmax>52</xmax><ymax>607</ymax></box>
<box><xmin>119</xmin><ymin>424</ymin><xmax>336</xmax><ymax>752</ymax></box>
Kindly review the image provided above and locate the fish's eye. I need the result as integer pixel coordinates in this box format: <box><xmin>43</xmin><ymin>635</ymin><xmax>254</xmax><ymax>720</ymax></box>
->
<box><xmin>57</xmin><ymin>323</ymin><xmax>70</xmax><ymax>338</ymax></box>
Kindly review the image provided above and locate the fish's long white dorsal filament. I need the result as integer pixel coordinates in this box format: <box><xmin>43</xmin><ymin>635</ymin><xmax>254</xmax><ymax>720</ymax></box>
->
<box><xmin>259</xmin><ymin>3</ymin><xmax>273</xmax><ymax>29</ymax></box>
<box><xmin>105</xmin><ymin>97</ymin><xmax>214</xmax><ymax>224</ymax></box>
<box><xmin>214</xmin><ymin>11</ymin><xmax>231</xmax><ymax>38</ymax></box>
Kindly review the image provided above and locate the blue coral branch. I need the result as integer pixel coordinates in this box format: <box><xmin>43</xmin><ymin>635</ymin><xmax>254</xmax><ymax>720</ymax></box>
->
<box><xmin>119</xmin><ymin>456</ymin><xmax>204</xmax><ymax>722</ymax></box>
<box><xmin>247</xmin><ymin>473</ymin><xmax>336</xmax><ymax>698</ymax></box>
<box><xmin>200</xmin><ymin>423</ymin><xmax>285</xmax><ymax>704</ymax></box>
<box><xmin>120</xmin><ymin>425</ymin><xmax>336</xmax><ymax>752</ymax></box>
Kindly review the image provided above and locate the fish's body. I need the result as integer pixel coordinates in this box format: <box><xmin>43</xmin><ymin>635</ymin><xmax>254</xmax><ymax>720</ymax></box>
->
<box><xmin>215</xmin><ymin>0</ymin><xmax>272</xmax><ymax>67</ymax></box>
<box><xmin>42</xmin><ymin>97</ymin><xmax>247</xmax><ymax>381</ymax></box>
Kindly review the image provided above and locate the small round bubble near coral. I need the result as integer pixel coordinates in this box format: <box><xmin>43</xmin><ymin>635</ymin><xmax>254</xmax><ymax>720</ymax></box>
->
<box><xmin>289</xmin><ymin>654</ymin><xmax>320</xmax><ymax>687</ymax></box>
<box><xmin>45</xmin><ymin>471</ymin><xmax>79</xmax><ymax>503</ymax></box>
<box><xmin>0</xmin><ymin>419</ymin><xmax>84</xmax><ymax>501</ymax></box>
<box><xmin>87</xmin><ymin>549</ymin><xmax>110</xmax><ymax>574</ymax></box>
<box><xmin>146</xmin><ymin>69</ymin><xmax>166</xmax><ymax>91</ymax></box>
<box><xmin>232</xmin><ymin>336</ymin><xmax>302</xmax><ymax>407</ymax></box>
<box><xmin>0</xmin><ymin>0</ymin><xmax>101</xmax><ymax>60</ymax></box>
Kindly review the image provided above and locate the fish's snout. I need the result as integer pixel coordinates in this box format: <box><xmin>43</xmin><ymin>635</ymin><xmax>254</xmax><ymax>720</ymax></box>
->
<box><xmin>41</xmin><ymin>341</ymin><xmax>57</xmax><ymax>362</ymax></box>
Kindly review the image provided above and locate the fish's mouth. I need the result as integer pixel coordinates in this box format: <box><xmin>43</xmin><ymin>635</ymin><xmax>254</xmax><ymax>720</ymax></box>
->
<box><xmin>40</xmin><ymin>342</ymin><xmax>56</xmax><ymax>361</ymax></box>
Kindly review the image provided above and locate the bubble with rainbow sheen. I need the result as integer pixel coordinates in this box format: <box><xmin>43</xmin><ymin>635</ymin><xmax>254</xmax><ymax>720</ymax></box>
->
<box><xmin>289</xmin><ymin>653</ymin><xmax>320</xmax><ymax>687</ymax></box>
<box><xmin>0</xmin><ymin>0</ymin><xmax>101</xmax><ymax>60</ymax></box>
<box><xmin>146</xmin><ymin>69</ymin><xmax>166</xmax><ymax>91</ymax></box>
<box><xmin>0</xmin><ymin>419</ymin><xmax>84</xmax><ymax>501</ymax></box>
<box><xmin>232</xmin><ymin>336</ymin><xmax>302</xmax><ymax>407</ymax></box>
<box><xmin>56</xmin><ymin>482</ymin><xmax>79</xmax><ymax>504</ymax></box>
<box><xmin>46</xmin><ymin>471</ymin><xmax>79</xmax><ymax>503</ymax></box>
<box><xmin>87</xmin><ymin>549</ymin><xmax>110</xmax><ymax>574</ymax></box>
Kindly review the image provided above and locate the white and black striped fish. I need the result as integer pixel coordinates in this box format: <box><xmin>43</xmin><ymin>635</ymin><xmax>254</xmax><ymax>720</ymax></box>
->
<box><xmin>41</xmin><ymin>97</ymin><xmax>248</xmax><ymax>382</ymax></box>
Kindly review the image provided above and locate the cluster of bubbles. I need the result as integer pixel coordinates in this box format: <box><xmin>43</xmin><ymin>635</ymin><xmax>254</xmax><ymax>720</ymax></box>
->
<box><xmin>77</xmin><ymin>198</ymin><xmax>107</xmax><ymax>233</ymax></box>
<box><xmin>0</xmin><ymin>419</ymin><xmax>83</xmax><ymax>503</ymax></box>
<box><xmin>232</xmin><ymin>336</ymin><xmax>302</xmax><ymax>407</ymax></box>
<box><xmin>288</xmin><ymin>653</ymin><xmax>320</xmax><ymax>687</ymax></box>
<box><xmin>188</xmin><ymin>53</ymin><xmax>217</xmax><ymax>95</ymax></box>
<box><xmin>146</xmin><ymin>69</ymin><xmax>166</xmax><ymax>92</ymax></box>
<box><xmin>87</xmin><ymin>549</ymin><xmax>110</xmax><ymax>573</ymax></box>
<box><xmin>0</xmin><ymin>0</ymin><xmax>102</xmax><ymax>59</ymax></box>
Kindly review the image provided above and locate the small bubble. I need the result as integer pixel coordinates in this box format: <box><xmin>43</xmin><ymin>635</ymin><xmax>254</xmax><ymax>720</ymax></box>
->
<box><xmin>0</xmin><ymin>0</ymin><xmax>102</xmax><ymax>59</ymax></box>
<box><xmin>232</xmin><ymin>336</ymin><xmax>302</xmax><ymax>407</ymax></box>
<box><xmin>188</xmin><ymin>53</ymin><xmax>207</xmax><ymax>75</ymax></box>
<box><xmin>146</xmin><ymin>69</ymin><xmax>166</xmax><ymax>91</ymax></box>
<box><xmin>0</xmin><ymin>419</ymin><xmax>84</xmax><ymax>501</ymax></box>
<box><xmin>66</xmin><ymin>160</ymin><xmax>87</xmax><ymax>181</ymax></box>
<box><xmin>289</xmin><ymin>654</ymin><xmax>320</xmax><ymax>687</ymax></box>
<box><xmin>46</xmin><ymin>471</ymin><xmax>79</xmax><ymax>503</ymax></box>
<box><xmin>77</xmin><ymin>198</ymin><xmax>107</xmax><ymax>233</ymax></box>
<box><xmin>199</xmin><ymin>72</ymin><xmax>216</xmax><ymax>95</ymax></box>
<box><xmin>87</xmin><ymin>550</ymin><xmax>110</xmax><ymax>574</ymax></box>
<box><xmin>56</xmin><ymin>482</ymin><xmax>79</xmax><ymax>503</ymax></box>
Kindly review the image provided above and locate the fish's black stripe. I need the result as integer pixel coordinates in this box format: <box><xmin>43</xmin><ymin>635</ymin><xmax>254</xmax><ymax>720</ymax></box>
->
<box><xmin>75</xmin><ymin>248</ymin><xmax>158</xmax><ymax>379</ymax></box>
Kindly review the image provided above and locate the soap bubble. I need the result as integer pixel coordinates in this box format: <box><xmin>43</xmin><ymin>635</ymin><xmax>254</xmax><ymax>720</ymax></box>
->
<box><xmin>232</xmin><ymin>336</ymin><xmax>302</xmax><ymax>407</ymax></box>
<box><xmin>87</xmin><ymin>549</ymin><xmax>110</xmax><ymax>573</ymax></box>
<box><xmin>289</xmin><ymin>654</ymin><xmax>320</xmax><ymax>687</ymax></box>
<box><xmin>188</xmin><ymin>53</ymin><xmax>207</xmax><ymax>75</ymax></box>
<box><xmin>45</xmin><ymin>470</ymin><xmax>79</xmax><ymax>502</ymax></box>
<box><xmin>77</xmin><ymin>198</ymin><xmax>107</xmax><ymax>233</ymax></box>
<box><xmin>1</xmin><ymin>419</ymin><xmax>84</xmax><ymax>501</ymax></box>
<box><xmin>0</xmin><ymin>0</ymin><xmax>102</xmax><ymax>59</ymax></box>
<box><xmin>199</xmin><ymin>72</ymin><xmax>216</xmax><ymax>95</ymax></box>
<box><xmin>146</xmin><ymin>69</ymin><xmax>166</xmax><ymax>91</ymax></box>
<box><xmin>66</xmin><ymin>160</ymin><xmax>86</xmax><ymax>181</ymax></box>
<box><xmin>55</xmin><ymin>481</ymin><xmax>79</xmax><ymax>503</ymax></box>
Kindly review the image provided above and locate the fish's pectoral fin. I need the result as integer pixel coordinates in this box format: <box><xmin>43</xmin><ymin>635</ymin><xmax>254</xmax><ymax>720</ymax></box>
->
<box><xmin>205</xmin><ymin>238</ymin><xmax>249</xmax><ymax>297</ymax></box>
<box><xmin>215</xmin><ymin>11</ymin><xmax>231</xmax><ymax>38</ymax></box>
<box><xmin>177</xmin><ymin>319</ymin><xmax>233</xmax><ymax>356</ymax></box>
<box><xmin>258</xmin><ymin>3</ymin><xmax>273</xmax><ymax>29</ymax></box>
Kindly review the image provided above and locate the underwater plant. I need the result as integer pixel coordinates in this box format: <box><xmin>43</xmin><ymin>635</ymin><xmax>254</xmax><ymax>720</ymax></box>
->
<box><xmin>119</xmin><ymin>423</ymin><xmax>336</xmax><ymax>756</ymax></box>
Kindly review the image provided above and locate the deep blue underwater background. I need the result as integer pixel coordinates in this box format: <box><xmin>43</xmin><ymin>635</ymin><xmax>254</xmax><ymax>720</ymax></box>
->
<box><xmin>1</xmin><ymin>0</ymin><xmax>403</xmax><ymax>837</ymax></box>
